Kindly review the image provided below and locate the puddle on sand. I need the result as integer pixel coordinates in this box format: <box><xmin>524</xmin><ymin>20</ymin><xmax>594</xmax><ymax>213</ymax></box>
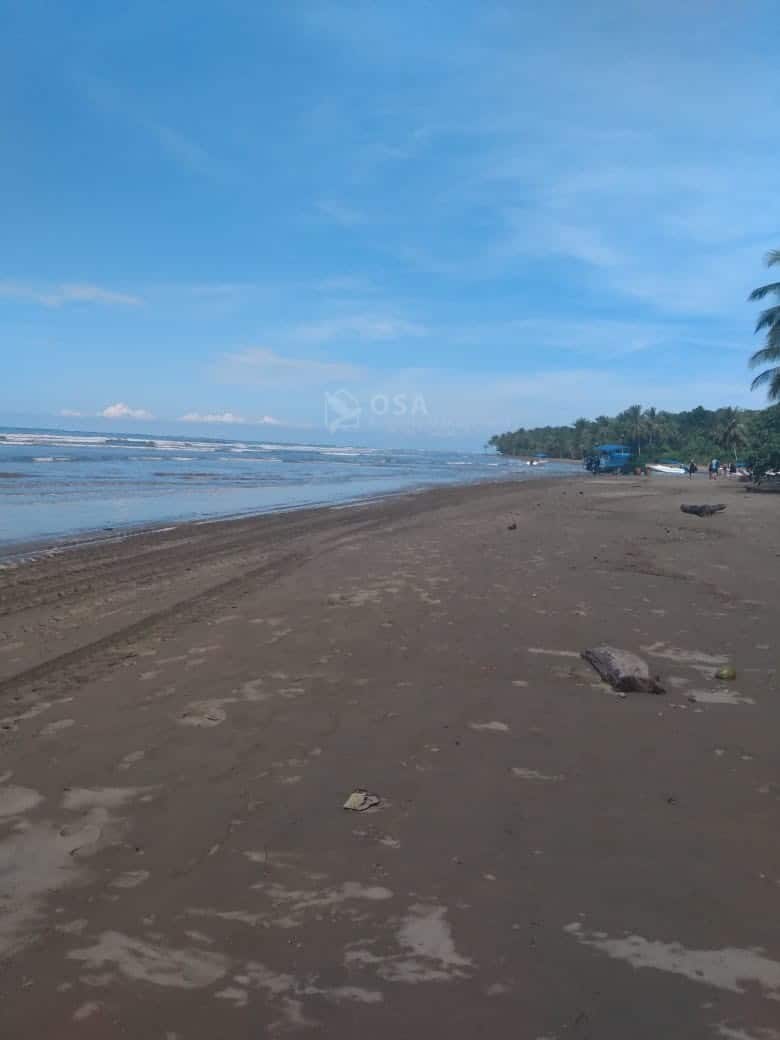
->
<box><xmin>565</xmin><ymin>922</ymin><xmax>780</xmax><ymax>999</ymax></box>
<box><xmin>688</xmin><ymin>690</ymin><xmax>755</xmax><ymax>706</ymax></box>
<box><xmin>641</xmin><ymin>642</ymin><xmax>728</xmax><ymax>666</ymax></box>
<box><xmin>346</xmin><ymin>903</ymin><xmax>473</xmax><ymax>984</ymax></box>
<box><xmin>69</xmin><ymin>931</ymin><xmax>229</xmax><ymax>988</ymax></box>
<box><xmin>511</xmin><ymin>768</ymin><xmax>564</xmax><ymax>782</ymax></box>
<box><xmin>61</xmin><ymin>787</ymin><xmax>150</xmax><ymax>811</ymax></box>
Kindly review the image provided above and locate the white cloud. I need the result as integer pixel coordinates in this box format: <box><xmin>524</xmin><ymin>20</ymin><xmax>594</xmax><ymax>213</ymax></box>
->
<box><xmin>500</xmin><ymin>211</ymin><xmax>623</xmax><ymax>269</ymax></box>
<box><xmin>218</xmin><ymin>347</ymin><xmax>364</xmax><ymax>386</ymax></box>
<box><xmin>100</xmin><ymin>402</ymin><xmax>153</xmax><ymax>420</ymax></box>
<box><xmin>58</xmin><ymin>408</ymin><xmax>83</xmax><ymax>418</ymax></box>
<box><xmin>178</xmin><ymin>411</ymin><xmax>284</xmax><ymax>426</ymax></box>
<box><xmin>179</xmin><ymin>411</ymin><xmax>246</xmax><ymax>424</ymax></box>
<box><xmin>0</xmin><ymin>282</ymin><xmax>141</xmax><ymax>307</ymax></box>
<box><xmin>293</xmin><ymin>315</ymin><xmax>427</xmax><ymax>344</ymax></box>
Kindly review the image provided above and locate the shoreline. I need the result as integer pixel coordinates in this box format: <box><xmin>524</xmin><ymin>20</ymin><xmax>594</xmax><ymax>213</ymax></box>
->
<box><xmin>0</xmin><ymin>476</ymin><xmax>563</xmax><ymax>694</ymax></box>
<box><xmin>1</xmin><ymin>474</ymin><xmax>778</xmax><ymax>1038</ymax></box>
<box><xmin>0</xmin><ymin>467</ymin><xmax>572</xmax><ymax>563</ymax></box>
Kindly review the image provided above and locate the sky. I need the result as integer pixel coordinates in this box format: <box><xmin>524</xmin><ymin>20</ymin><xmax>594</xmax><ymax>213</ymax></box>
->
<box><xmin>2</xmin><ymin>0</ymin><xmax>778</xmax><ymax>448</ymax></box>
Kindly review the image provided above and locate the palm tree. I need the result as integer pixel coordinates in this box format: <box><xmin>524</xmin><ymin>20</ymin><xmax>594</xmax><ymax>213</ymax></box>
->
<box><xmin>572</xmin><ymin>417</ymin><xmax>591</xmax><ymax>458</ymax></box>
<box><xmin>717</xmin><ymin>406</ymin><xmax>746</xmax><ymax>461</ymax></box>
<box><xmin>749</xmin><ymin>249</ymin><xmax>780</xmax><ymax>399</ymax></box>
<box><xmin>643</xmin><ymin>407</ymin><xmax>663</xmax><ymax>452</ymax></box>
<box><xmin>620</xmin><ymin>404</ymin><xmax>643</xmax><ymax>454</ymax></box>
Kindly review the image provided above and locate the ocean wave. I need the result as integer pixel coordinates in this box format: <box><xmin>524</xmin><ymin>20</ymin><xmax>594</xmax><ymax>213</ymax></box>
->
<box><xmin>1</xmin><ymin>434</ymin><xmax>109</xmax><ymax>447</ymax></box>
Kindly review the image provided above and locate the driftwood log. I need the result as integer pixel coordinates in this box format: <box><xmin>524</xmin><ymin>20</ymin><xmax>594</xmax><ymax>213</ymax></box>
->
<box><xmin>581</xmin><ymin>645</ymin><xmax>665</xmax><ymax>694</ymax></box>
<box><xmin>680</xmin><ymin>503</ymin><xmax>726</xmax><ymax>517</ymax></box>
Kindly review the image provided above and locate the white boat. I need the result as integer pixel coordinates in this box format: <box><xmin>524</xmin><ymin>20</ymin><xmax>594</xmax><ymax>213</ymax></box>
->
<box><xmin>647</xmin><ymin>463</ymin><xmax>687</xmax><ymax>476</ymax></box>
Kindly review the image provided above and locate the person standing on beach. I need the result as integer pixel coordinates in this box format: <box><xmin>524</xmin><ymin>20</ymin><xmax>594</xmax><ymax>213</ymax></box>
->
<box><xmin>709</xmin><ymin>459</ymin><xmax>717</xmax><ymax>480</ymax></box>
<box><xmin>688</xmin><ymin>460</ymin><xmax>696</xmax><ymax>479</ymax></box>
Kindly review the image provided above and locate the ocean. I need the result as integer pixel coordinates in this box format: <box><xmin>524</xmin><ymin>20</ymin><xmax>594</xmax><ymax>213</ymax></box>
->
<box><xmin>0</xmin><ymin>427</ymin><xmax>577</xmax><ymax>550</ymax></box>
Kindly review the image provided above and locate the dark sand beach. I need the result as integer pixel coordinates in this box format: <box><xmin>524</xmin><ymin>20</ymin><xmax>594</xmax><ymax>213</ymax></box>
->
<box><xmin>0</xmin><ymin>474</ymin><xmax>778</xmax><ymax>1038</ymax></box>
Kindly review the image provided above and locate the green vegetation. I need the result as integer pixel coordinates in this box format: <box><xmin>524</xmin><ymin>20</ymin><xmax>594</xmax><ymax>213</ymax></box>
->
<box><xmin>744</xmin><ymin>405</ymin><xmax>780</xmax><ymax>479</ymax></box>
<box><xmin>489</xmin><ymin>402</ymin><xmax>779</xmax><ymax>475</ymax></box>
<box><xmin>491</xmin><ymin>248</ymin><xmax>780</xmax><ymax>478</ymax></box>
<box><xmin>749</xmin><ymin>250</ymin><xmax>780</xmax><ymax>400</ymax></box>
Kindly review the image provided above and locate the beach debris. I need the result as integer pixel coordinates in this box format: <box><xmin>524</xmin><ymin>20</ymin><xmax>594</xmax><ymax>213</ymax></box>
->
<box><xmin>507</xmin><ymin>522</ymin><xmax>517</xmax><ymax>530</ymax></box>
<box><xmin>680</xmin><ymin>504</ymin><xmax>726</xmax><ymax>517</ymax></box>
<box><xmin>581</xmin><ymin>645</ymin><xmax>665</xmax><ymax>694</ymax></box>
<box><xmin>715</xmin><ymin>665</ymin><xmax>737</xmax><ymax>681</ymax></box>
<box><xmin>343</xmin><ymin>790</ymin><xmax>380</xmax><ymax>812</ymax></box>
<box><xmin>687</xmin><ymin>688</ymin><xmax>753</xmax><ymax>705</ymax></box>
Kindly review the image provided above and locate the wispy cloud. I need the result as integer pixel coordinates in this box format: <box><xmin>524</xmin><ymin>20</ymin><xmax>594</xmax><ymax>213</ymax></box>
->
<box><xmin>178</xmin><ymin>411</ymin><xmax>283</xmax><ymax>426</ymax></box>
<box><xmin>186</xmin><ymin>284</ymin><xmax>257</xmax><ymax>299</ymax></box>
<box><xmin>314</xmin><ymin>275</ymin><xmax>376</xmax><ymax>295</ymax></box>
<box><xmin>100</xmin><ymin>402</ymin><xmax>153</xmax><ymax>420</ymax></box>
<box><xmin>0</xmin><ymin>282</ymin><xmax>141</xmax><ymax>307</ymax></box>
<box><xmin>292</xmin><ymin>314</ymin><xmax>427</xmax><ymax>344</ymax></box>
<box><xmin>58</xmin><ymin>409</ymin><xmax>83</xmax><ymax>418</ymax></box>
<box><xmin>218</xmin><ymin>347</ymin><xmax>364</xmax><ymax>386</ymax></box>
<box><xmin>82</xmin><ymin>75</ymin><xmax>241</xmax><ymax>185</ymax></box>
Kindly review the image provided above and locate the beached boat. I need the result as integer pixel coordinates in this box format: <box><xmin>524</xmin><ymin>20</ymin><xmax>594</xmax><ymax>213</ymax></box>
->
<box><xmin>647</xmin><ymin>463</ymin><xmax>687</xmax><ymax>476</ymax></box>
<box><xmin>585</xmin><ymin>444</ymin><xmax>632</xmax><ymax>473</ymax></box>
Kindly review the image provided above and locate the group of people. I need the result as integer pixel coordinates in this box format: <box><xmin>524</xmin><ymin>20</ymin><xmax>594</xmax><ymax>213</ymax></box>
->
<box><xmin>698</xmin><ymin>459</ymin><xmax>737</xmax><ymax>480</ymax></box>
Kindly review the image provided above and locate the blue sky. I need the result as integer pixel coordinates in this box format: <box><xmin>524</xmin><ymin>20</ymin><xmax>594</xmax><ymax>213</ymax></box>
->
<box><xmin>2</xmin><ymin>0</ymin><xmax>778</xmax><ymax>448</ymax></box>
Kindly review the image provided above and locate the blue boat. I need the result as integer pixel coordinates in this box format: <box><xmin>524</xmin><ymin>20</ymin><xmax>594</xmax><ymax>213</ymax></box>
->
<box><xmin>585</xmin><ymin>444</ymin><xmax>632</xmax><ymax>473</ymax></box>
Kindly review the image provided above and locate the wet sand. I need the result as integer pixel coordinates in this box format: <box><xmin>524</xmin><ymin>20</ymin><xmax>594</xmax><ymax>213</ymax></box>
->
<box><xmin>0</xmin><ymin>474</ymin><xmax>778</xmax><ymax>1039</ymax></box>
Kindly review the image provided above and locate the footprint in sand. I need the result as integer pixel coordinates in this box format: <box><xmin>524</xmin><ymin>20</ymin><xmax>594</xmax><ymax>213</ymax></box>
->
<box><xmin>177</xmin><ymin>702</ymin><xmax>228</xmax><ymax>727</ymax></box>
<box><xmin>118</xmin><ymin>750</ymin><xmax>145</xmax><ymax>771</ymax></box>
<box><xmin>511</xmin><ymin>768</ymin><xmax>564</xmax><ymax>782</ymax></box>
<box><xmin>110</xmin><ymin>870</ymin><xmax>150</xmax><ymax>889</ymax></box>
<box><xmin>0</xmin><ymin>785</ymin><xmax>43</xmax><ymax>817</ymax></box>
<box><xmin>40</xmin><ymin>718</ymin><xmax>75</xmax><ymax>737</ymax></box>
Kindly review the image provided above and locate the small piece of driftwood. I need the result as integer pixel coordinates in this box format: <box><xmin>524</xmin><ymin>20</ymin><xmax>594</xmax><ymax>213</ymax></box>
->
<box><xmin>680</xmin><ymin>503</ymin><xmax>726</xmax><ymax>517</ymax></box>
<box><xmin>581</xmin><ymin>645</ymin><xmax>665</xmax><ymax>694</ymax></box>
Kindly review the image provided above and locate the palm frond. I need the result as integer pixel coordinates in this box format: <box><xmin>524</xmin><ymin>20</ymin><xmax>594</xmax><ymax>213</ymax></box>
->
<box><xmin>766</xmin><ymin>249</ymin><xmax>780</xmax><ymax>267</ymax></box>
<box><xmin>748</xmin><ymin>281</ymin><xmax>780</xmax><ymax>302</ymax></box>
<box><xmin>756</xmin><ymin>324</ymin><xmax>780</xmax><ymax>355</ymax></box>
<box><xmin>750</xmin><ymin>344</ymin><xmax>780</xmax><ymax>367</ymax></box>
<box><xmin>771</xmin><ymin>369</ymin><xmax>780</xmax><ymax>401</ymax></box>
<box><xmin>754</xmin><ymin>304</ymin><xmax>780</xmax><ymax>333</ymax></box>
<box><xmin>751</xmin><ymin>366</ymin><xmax>780</xmax><ymax>391</ymax></box>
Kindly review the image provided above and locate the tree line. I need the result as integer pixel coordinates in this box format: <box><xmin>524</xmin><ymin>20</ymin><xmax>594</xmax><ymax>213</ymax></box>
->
<box><xmin>489</xmin><ymin>404</ymin><xmax>765</xmax><ymax>464</ymax></box>
<box><xmin>490</xmin><ymin>250</ymin><xmax>780</xmax><ymax>475</ymax></box>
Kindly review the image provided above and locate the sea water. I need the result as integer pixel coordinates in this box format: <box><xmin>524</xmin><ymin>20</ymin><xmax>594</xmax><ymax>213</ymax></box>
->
<box><xmin>0</xmin><ymin>427</ymin><xmax>577</xmax><ymax>550</ymax></box>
